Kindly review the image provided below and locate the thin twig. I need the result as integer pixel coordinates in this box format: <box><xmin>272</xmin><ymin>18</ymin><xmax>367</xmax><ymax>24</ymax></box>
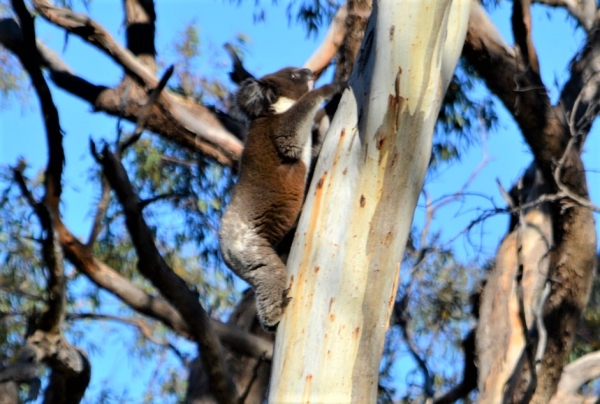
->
<box><xmin>553</xmin><ymin>135</ymin><xmax>600</xmax><ymax>213</ymax></box>
<box><xmin>67</xmin><ymin>312</ymin><xmax>188</xmax><ymax>364</ymax></box>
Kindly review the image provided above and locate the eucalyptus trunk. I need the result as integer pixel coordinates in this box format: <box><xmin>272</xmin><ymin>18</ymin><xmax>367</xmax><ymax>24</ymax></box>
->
<box><xmin>268</xmin><ymin>1</ymin><xmax>470</xmax><ymax>402</ymax></box>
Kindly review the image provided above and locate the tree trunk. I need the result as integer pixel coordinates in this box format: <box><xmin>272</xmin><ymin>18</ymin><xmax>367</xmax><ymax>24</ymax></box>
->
<box><xmin>268</xmin><ymin>1</ymin><xmax>470</xmax><ymax>402</ymax></box>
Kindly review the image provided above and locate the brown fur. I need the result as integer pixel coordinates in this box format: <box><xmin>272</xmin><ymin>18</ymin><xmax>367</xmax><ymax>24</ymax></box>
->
<box><xmin>219</xmin><ymin>67</ymin><xmax>342</xmax><ymax>330</ymax></box>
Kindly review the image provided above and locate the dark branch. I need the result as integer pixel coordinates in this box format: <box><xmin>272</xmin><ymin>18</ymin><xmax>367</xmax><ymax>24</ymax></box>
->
<box><xmin>512</xmin><ymin>0</ymin><xmax>540</xmax><ymax>75</ymax></box>
<box><xmin>12</xmin><ymin>0</ymin><xmax>65</xmax><ymax>335</ymax></box>
<box><xmin>94</xmin><ymin>144</ymin><xmax>237</xmax><ymax>403</ymax></box>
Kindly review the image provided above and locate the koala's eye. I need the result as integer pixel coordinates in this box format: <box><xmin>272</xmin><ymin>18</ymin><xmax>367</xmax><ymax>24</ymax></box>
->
<box><xmin>291</xmin><ymin>72</ymin><xmax>299</xmax><ymax>80</ymax></box>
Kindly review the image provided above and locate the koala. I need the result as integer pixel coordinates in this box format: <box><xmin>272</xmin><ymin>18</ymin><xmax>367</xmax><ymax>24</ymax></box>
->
<box><xmin>219</xmin><ymin>67</ymin><xmax>342</xmax><ymax>331</ymax></box>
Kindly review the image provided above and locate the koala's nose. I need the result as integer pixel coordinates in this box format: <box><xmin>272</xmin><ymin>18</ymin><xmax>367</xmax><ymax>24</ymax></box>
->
<box><xmin>301</xmin><ymin>68</ymin><xmax>314</xmax><ymax>78</ymax></box>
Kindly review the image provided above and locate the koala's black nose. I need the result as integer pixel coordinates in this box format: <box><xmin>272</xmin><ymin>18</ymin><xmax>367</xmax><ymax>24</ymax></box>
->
<box><xmin>301</xmin><ymin>68</ymin><xmax>314</xmax><ymax>78</ymax></box>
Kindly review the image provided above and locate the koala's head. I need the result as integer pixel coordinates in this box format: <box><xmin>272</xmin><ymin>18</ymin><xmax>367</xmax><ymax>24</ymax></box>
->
<box><xmin>236</xmin><ymin>67</ymin><xmax>314</xmax><ymax>119</ymax></box>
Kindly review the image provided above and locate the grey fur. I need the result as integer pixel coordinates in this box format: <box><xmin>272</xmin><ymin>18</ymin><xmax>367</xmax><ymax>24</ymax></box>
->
<box><xmin>236</xmin><ymin>79</ymin><xmax>277</xmax><ymax>118</ymax></box>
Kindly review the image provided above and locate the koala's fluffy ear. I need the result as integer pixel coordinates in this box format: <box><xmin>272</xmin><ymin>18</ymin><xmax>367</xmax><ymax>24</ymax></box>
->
<box><xmin>236</xmin><ymin>79</ymin><xmax>278</xmax><ymax>118</ymax></box>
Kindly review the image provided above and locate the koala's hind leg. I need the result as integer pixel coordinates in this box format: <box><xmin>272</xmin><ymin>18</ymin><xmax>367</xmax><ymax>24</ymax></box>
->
<box><xmin>219</xmin><ymin>214</ymin><xmax>291</xmax><ymax>331</ymax></box>
<box><xmin>249</xmin><ymin>255</ymin><xmax>291</xmax><ymax>331</ymax></box>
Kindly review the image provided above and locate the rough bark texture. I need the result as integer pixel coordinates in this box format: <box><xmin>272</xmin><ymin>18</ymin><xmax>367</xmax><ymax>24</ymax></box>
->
<box><xmin>333</xmin><ymin>0</ymin><xmax>372</xmax><ymax>84</ymax></box>
<box><xmin>465</xmin><ymin>1</ymin><xmax>598</xmax><ymax>402</ymax></box>
<box><xmin>268</xmin><ymin>1</ymin><xmax>470</xmax><ymax>402</ymax></box>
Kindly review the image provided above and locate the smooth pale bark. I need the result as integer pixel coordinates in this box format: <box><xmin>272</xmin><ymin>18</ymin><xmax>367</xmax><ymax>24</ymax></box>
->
<box><xmin>268</xmin><ymin>1</ymin><xmax>470</xmax><ymax>402</ymax></box>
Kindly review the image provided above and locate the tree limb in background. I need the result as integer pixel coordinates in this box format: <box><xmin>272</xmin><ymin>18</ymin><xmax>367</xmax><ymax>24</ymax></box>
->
<box><xmin>67</xmin><ymin>313</ymin><xmax>188</xmax><ymax>363</ymax></box>
<box><xmin>123</xmin><ymin>0</ymin><xmax>156</xmax><ymax>72</ymax></box>
<box><xmin>433</xmin><ymin>330</ymin><xmax>477</xmax><ymax>404</ymax></box>
<box><xmin>560</xmin><ymin>22</ymin><xmax>600</xmax><ymax>145</ymax></box>
<box><xmin>3</xmin><ymin>194</ymin><xmax>274</xmax><ymax>361</ymax></box>
<box><xmin>512</xmin><ymin>0</ymin><xmax>540</xmax><ymax>75</ymax></box>
<box><xmin>302</xmin><ymin>3</ymin><xmax>348</xmax><ymax>80</ymax></box>
<box><xmin>464</xmin><ymin>1</ymin><xmax>598</xmax><ymax>402</ymax></box>
<box><xmin>0</xmin><ymin>17</ymin><xmax>241</xmax><ymax>165</ymax></box>
<box><xmin>550</xmin><ymin>351</ymin><xmax>600</xmax><ymax>404</ymax></box>
<box><xmin>31</xmin><ymin>0</ymin><xmax>242</xmax><ymax>161</ymax></box>
<box><xmin>118</xmin><ymin>64</ymin><xmax>174</xmax><ymax>155</ymax></box>
<box><xmin>187</xmin><ymin>290</ymin><xmax>274</xmax><ymax>403</ymax></box>
<box><xmin>7</xmin><ymin>1</ymin><xmax>91</xmax><ymax>402</ymax></box>
<box><xmin>93</xmin><ymin>144</ymin><xmax>237</xmax><ymax>403</ymax></box>
<box><xmin>532</xmin><ymin>0</ymin><xmax>596</xmax><ymax>31</ymax></box>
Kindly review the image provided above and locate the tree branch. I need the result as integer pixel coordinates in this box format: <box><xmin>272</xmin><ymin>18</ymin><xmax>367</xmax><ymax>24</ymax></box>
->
<box><xmin>123</xmin><ymin>0</ymin><xmax>156</xmax><ymax>72</ymax></box>
<box><xmin>118</xmin><ymin>64</ymin><xmax>174</xmax><ymax>155</ymax></box>
<box><xmin>94</xmin><ymin>144</ymin><xmax>237</xmax><ymax>403</ymax></box>
<box><xmin>8</xmin><ymin>2</ymin><xmax>91</xmax><ymax>401</ymax></box>
<box><xmin>532</xmin><ymin>0</ymin><xmax>596</xmax><ymax>31</ymax></box>
<box><xmin>512</xmin><ymin>0</ymin><xmax>540</xmax><ymax>75</ymax></box>
<box><xmin>302</xmin><ymin>3</ymin><xmax>348</xmax><ymax>79</ymax></box>
<box><xmin>550</xmin><ymin>351</ymin><xmax>600</xmax><ymax>403</ymax></box>
<box><xmin>465</xmin><ymin>3</ymin><xmax>597</xmax><ymax>401</ymax></box>
<box><xmin>67</xmin><ymin>312</ymin><xmax>187</xmax><ymax>363</ymax></box>
<box><xmin>30</xmin><ymin>0</ymin><xmax>243</xmax><ymax>163</ymax></box>
<box><xmin>0</xmin><ymin>17</ymin><xmax>241</xmax><ymax>165</ymax></box>
<box><xmin>86</xmin><ymin>175</ymin><xmax>110</xmax><ymax>247</ymax></box>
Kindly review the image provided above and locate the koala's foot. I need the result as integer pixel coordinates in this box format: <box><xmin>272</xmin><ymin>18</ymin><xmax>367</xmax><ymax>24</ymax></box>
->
<box><xmin>256</xmin><ymin>286</ymin><xmax>291</xmax><ymax>332</ymax></box>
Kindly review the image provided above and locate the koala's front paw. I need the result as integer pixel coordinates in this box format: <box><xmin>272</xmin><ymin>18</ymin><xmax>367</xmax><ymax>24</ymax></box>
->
<box><xmin>332</xmin><ymin>80</ymin><xmax>347</xmax><ymax>95</ymax></box>
<box><xmin>256</xmin><ymin>286</ymin><xmax>291</xmax><ymax>332</ymax></box>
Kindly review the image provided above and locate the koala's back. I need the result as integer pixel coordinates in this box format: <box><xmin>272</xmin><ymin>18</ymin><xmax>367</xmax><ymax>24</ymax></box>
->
<box><xmin>229</xmin><ymin>116</ymin><xmax>308</xmax><ymax>245</ymax></box>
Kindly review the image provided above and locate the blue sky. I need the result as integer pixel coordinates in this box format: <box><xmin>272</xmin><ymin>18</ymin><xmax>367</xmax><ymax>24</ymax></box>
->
<box><xmin>1</xmin><ymin>0</ymin><xmax>599</xmax><ymax>401</ymax></box>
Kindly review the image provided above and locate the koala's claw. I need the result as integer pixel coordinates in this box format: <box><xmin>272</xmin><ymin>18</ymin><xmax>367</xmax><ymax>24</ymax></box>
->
<box><xmin>283</xmin><ymin>287</ymin><xmax>292</xmax><ymax>306</ymax></box>
<box><xmin>257</xmin><ymin>288</ymin><xmax>292</xmax><ymax>332</ymax></box>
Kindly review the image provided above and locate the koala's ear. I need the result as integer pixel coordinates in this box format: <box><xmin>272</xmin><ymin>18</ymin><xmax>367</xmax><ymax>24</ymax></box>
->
<box><xmin>236</xmin><ymin>79</ymin><xmax>278</xmax><ymax>118</ymax></box>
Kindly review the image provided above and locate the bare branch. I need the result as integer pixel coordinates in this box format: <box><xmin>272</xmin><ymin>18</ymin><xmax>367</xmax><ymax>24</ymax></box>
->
<box><xmin>303</xmin><ymin>3</ymin><xmax>348</xmax><ymax>79</ymax></box>
<box><xmin>237</xmin><ymin>354</ymin><xmax>266</xmax><ymax>404</ymax></box>
<box><xmin>123</xmin><ymin>0</ymin><xmax>156</xmax><ymax>72</ymax></box>
<box><xmin>8</xmin><ymin>3</ymin><xmax>91</xmax><ymax>401</ymax></box>
<box><xmin>11</xmin><ymin>0</ymin><xmax>66</xmax><ymax>334</ymax></box>
<box><xmin>0</xmin><ymin>17</ymin><xmax>241</xmax><ymax>165</ymax></box>
<box><xmin>14</xmin><ymin>167</ymin><xmax>273</xmax><ymax>364</ymax></box>
<box><xmin>433</xmin><ymin>330</ymin><xmax>477</xmax><ymax>404</ymax></box>
<box><xmin>95</xmin><ymin>145</ymin><xmax>237</xmax><ymax>402</ymax></box>
<box><xmin>532</xmin><ymin>0</ymin><xmax>596</xmax><ymax>31</ymax></box>
<box><xmin>393</xmin><ymin>294</ymin><xmax>433</xmax><ymax>398</ymax></box>
<box><xmin>551</xmin><ymin>351</ymin><xmax>600</xmax><ymax>402</ymax></box>
<box><xmin>31</xmin><ymin>0</ymin><xmax>243</xmax><ymax>163</ymax></box>
<box><xmin>67</xmin><ymin>312</ymin><xmax>187</xmax><ymax>364</ymax></box>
